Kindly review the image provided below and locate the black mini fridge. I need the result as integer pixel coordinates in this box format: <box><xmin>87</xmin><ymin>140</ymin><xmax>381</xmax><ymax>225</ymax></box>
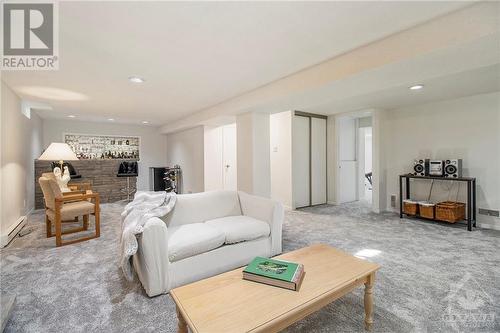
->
<box><xmin>149</xmin><ymin>167</ymin><xmax>167</xmax><ymax>191</ymax></box>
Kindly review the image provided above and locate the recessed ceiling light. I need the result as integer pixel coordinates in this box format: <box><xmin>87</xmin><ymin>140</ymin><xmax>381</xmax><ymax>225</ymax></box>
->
<box><xmin>142</xmin><ymin>121</ymin><xmax>149</xmax><ymax>124</ymax></box>
<box><xmin>128</xmin><ymin>76</ymin><xmax>145</xmax><ymax>83</ymax></box>
<box><xmin>68</xmin><ymin>115</ymin><xmax>76</xmax><ymax>118</ymax></box>
<box><xmin>108</xmin><ymin>118</ymin><xmax>115</xmax><ymax>121</ymax></box>
<box><xmin>409</xmin><ymin>84</ymin><xmax>424</xmax><ymax>90</ymax></box>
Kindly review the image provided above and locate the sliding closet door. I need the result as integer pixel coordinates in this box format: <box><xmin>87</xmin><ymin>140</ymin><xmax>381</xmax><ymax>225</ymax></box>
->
<box><xmin>293</xmin><ymin>116</ymin><xmax>310</xmax><ymax>208</ymax></box>
<box><xmin>311</xmin><ymin>117</ymin><xmax>327</xmax><ymax>205</ymax></box>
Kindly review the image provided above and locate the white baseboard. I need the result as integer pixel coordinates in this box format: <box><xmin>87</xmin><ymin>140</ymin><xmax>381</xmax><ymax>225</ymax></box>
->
<box><xmin>477</xmin><ymin>222</ymin><xmax>500</xmax><ymax>231</ymax></box>
<box><xmin>0</xmin><ymin>215</ymin><xmax>28</xmax><ymax>248</ymax></box>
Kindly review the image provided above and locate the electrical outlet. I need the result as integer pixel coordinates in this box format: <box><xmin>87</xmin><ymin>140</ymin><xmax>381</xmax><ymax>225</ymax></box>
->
<box><xmin>478</xmin><ymin>208</ymin><xmax>500</xmax><ymax>217</ymax></box>
<box><xmin>391</xmin><ymin>195</ymin><xmax>396</xmax><ymax>208</ymax></box>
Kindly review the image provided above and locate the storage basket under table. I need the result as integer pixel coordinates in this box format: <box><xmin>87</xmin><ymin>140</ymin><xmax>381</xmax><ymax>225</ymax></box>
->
<box><xmin>418</xmin><ymin>202</ymin><xmax>436</xmax><ymax>219</ymax></box>
<box><xmin>403</xmin><ymin>199</ymin><xmax>418</xmax><ymax>216</ymax></box>
<box><xmin>435</xmin><ymin>201</ymin><xmax>466</xmax><ymax>223</ymax></box>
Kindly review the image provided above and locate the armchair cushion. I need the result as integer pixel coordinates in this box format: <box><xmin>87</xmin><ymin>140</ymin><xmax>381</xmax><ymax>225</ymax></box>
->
<box><xmin>46</xmin><ymin>201</ymin><xmax>95</xmax><ymax>221</ymax></box>
<box><xmin>39</xmin><ymin>177</ymin><xmax>63</xmax><ymax>210</ymax></box>
<box><xmin>167</xmin><ymin>223</ymin><xmax>225</xmax><ymax>263</ymax></box>
<box><xmin>205</xmin><ymin>216</ymin><xmax>270</xmax><ymax>244</ymax></box>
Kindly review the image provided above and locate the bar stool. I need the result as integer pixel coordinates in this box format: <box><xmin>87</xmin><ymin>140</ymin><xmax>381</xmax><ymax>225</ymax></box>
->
<box><xmin>117</xmin><ymin>161</ymin><xmax>138</xmax><ymax>201</ymax></box>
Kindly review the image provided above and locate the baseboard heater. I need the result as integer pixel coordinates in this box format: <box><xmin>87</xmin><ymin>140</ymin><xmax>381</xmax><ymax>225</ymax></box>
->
<box><xmin>0</xmin><ymin>216</ymin><xmax>27</xmax><ymax>248</ymax></box>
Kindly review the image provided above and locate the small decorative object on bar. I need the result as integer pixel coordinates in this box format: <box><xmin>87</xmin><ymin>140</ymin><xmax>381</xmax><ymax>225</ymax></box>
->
<box><xmin>64</xmin><ymin>133</ymin><xmax>139</xmax><ymax>160</ymax></box>
<box><xmin>50</xmin><ymin>161</ymin><xmax>81</xmax><ymax>179</ymax></box>
<box><xmin>53</xmin><ymin>166</ymin><xmax>71</xmax><ymax>193</ymax></box>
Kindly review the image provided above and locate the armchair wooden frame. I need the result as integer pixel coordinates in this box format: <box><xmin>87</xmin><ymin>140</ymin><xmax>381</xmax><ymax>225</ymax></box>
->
<box><xmin>67</xmin><ymin>182</ymin><xmax>92</xmax><ymax>192</ymax></box>
<box><xmin>46</xmin><ymin>192</ymin><xmax>101</xmax><ymax>247</ymax></box>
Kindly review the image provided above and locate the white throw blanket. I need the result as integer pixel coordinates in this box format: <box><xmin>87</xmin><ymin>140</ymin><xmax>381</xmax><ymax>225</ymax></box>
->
<box><xmin>121</xmin><ymin>191</ymin><xmax>176</xmax><ymax>281</ymax></box>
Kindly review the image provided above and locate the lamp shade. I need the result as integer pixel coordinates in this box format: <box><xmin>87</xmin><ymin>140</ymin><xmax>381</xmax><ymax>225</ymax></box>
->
<box><xmin>39</xmin><ymin>143</ymin><xmax>78</xmax><ymax>161</ymax></box>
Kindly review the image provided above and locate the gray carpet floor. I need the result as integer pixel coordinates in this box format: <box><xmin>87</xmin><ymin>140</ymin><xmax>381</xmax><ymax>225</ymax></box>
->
<box><xmin>1</xmin><ymin>201</ymin><xmax>499</xmax><ymax>332</ymax></box>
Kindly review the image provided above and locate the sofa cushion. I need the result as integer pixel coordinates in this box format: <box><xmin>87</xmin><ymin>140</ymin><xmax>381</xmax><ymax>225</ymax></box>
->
<box><xmin>167</xmin><ymin>223</ymin><xmax>225</xmax><ymax>262</ymax></box>
<box><xmin>162</xmin><ymin>191</ymin><xmax>242</xmax><ymax>228</ymax></box>
<box><xmin>205</xmin><ymin>216</ymin><xmax>270</xmax><ymax>244</ymax></box>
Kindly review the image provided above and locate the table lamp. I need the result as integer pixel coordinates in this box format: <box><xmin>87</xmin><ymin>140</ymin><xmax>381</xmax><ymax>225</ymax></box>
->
<box><xmin>38</xmin><ymin>142</ymin><xmax>79</xmax><ymax>171</ymax></box>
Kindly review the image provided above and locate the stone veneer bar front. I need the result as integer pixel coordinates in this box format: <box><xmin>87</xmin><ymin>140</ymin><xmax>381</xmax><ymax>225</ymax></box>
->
<box><xmin>35</xmin><ymin>159</ymin><xmax>138</xmax><ymax>209</ymax></box>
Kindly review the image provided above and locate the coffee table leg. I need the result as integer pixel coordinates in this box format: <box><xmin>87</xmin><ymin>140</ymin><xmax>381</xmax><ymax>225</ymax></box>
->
<box><xmin>176</xmin><ymin>305</ymin><xmax>188</xmax><ymax>333</ymax></box>
<box><xmin>364</xmin><ymin>273</ymin><xmax>374</xmax><ymax>331</ymax></box>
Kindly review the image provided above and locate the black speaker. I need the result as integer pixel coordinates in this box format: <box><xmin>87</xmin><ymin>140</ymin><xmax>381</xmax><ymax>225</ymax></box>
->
<box><xmin>413</xmin><ymin>159</ymin><xmax>428</xmax><ymax>176</ymax></box>
<box><xmin>444</xmin><ymin>159</ymin><xmax>462</xmax><ymax>178</ymax></box>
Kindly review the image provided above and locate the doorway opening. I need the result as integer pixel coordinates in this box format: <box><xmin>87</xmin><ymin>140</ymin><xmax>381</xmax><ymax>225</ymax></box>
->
<box><xmin>336</xmin><ymin>114</ymin><xmax>373</xmax><ymax>207</ymax></box>
<box><xmin>358</xmin><ymin>125</ymin><xmax>372</xmax><ymax>204</ymax></box>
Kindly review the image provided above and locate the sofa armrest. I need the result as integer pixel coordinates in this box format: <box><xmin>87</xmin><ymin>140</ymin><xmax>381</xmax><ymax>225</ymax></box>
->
<box><xmin>238</xmin><ymin>191</ymin><xmax>283</xmax><ymax>256</ymax></box>
<box><xmin>133</xmin><ymin>217</ymin><xmax>170</xmax><ymax>297</ymax></box>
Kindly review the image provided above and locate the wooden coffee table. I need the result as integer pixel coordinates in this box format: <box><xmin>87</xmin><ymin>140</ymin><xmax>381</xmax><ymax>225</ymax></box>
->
<box><xmin>171</xmin><ymin>244</ymin><xmax>380</xmax><ymax>333</ymax></box>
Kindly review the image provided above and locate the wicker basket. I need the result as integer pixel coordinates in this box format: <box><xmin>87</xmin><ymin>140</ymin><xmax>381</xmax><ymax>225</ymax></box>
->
<box><xmin>436</xmin><ymin>201</ymin><xmax>466</xmax><ymax>223</ymax></box>
<box><xmin>403</xmin><ymin>199</ymin><xmax>418</xmax><ymax>216</ymax></box>
<box><xmin>419</xmin><ymin>202</ymin><xmax>435</xmax><ymax>219</ymax></box>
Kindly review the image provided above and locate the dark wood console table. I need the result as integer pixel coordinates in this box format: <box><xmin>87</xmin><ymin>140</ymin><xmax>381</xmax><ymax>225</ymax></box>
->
<box><xmin>399</xmin><ymin>174</ymin><xmax>476</xmax><ymax>231</ymax></box>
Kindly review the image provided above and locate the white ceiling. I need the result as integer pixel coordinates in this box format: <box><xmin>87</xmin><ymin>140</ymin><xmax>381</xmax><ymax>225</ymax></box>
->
<box><xmin>1</xmin><ymin>1</ymin><xmax>473</xmax><ymax>125</ymax></box>
<box><xmin>308</xmin><ymin>64</ymin><xmax>500</xmax><ymax>115</ymax></box>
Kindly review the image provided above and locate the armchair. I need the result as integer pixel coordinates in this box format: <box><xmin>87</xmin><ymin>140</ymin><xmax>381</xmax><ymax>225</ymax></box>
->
<box><xmin>38</xmin><ymin>174</ymin><xmax>100</xmax><ymax>247</ymax></box>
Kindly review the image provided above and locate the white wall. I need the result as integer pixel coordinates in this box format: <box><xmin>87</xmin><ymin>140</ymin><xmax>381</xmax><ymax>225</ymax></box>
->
<box><xmin>167</xmin><ymin>126</ymin><xmax>205</xmax><ymax>194</ymax></box>
<box><xmin>1</xmin><ymin>81</ymin><xmax>43</xmax><ymax>244</ymax></box>
<box><xmin>383</xmin><ymin>92</ymin><xmax>500</xmax><ymax>229</ymax></box>
<box><xmin>236</xmin><ymin>112</ymin><xmax>271</xmax><ymax>197</ymax></box>
<box><xmin>42</xmin><ymin>119</ymin><xmax>167</xmax><ymax>191</ymax></box>
<box><xmin>270</xmin><ymin>111</ymin><xmax>292</xmax><ymax>208</ymax></box>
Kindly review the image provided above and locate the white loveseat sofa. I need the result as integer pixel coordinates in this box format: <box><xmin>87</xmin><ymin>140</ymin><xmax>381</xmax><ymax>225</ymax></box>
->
<box><xmin>132</xmin><ymin>190</ymin><xmax>284</xmax><ymax>297</ymax></box>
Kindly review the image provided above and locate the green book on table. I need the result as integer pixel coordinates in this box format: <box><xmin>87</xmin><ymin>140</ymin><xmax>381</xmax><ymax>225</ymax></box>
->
<box><xmin>243</xmin><ymin>256</ymin><xmax>304</xmax><ymax>291</ymax></box>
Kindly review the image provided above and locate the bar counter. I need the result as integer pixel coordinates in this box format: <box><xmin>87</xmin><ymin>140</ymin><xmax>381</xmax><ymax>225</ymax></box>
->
<box><xmin>35</xmin><ymin>159</ymin><xmax>138</xmax><ymax>209</ymax></box>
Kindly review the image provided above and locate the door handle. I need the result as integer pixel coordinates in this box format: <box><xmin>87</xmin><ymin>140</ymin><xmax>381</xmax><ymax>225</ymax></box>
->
<box><xmin>225</xmin><ymin>164</ymin><xmax>230</xmax><ymax>169</ymax></box>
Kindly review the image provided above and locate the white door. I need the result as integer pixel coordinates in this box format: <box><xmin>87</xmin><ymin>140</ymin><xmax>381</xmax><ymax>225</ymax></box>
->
<box><xmin>292</xmin><ymin>116</ymin><xmax>310</xmax><ymax>208</ymax></box>
<box><xmin>338</xmin><ymin>117</ymin><xmax>358</xmax><ymax>203</ymax></box>
<box><xmin>311</xmin><ymin>117</ymin><xmax>327</xmax><ymax>205</ymax></box>
<box><xmin>222</xmin><ymin>124</ymin><xmax>237</xmax><ymax>190</ymax></box>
